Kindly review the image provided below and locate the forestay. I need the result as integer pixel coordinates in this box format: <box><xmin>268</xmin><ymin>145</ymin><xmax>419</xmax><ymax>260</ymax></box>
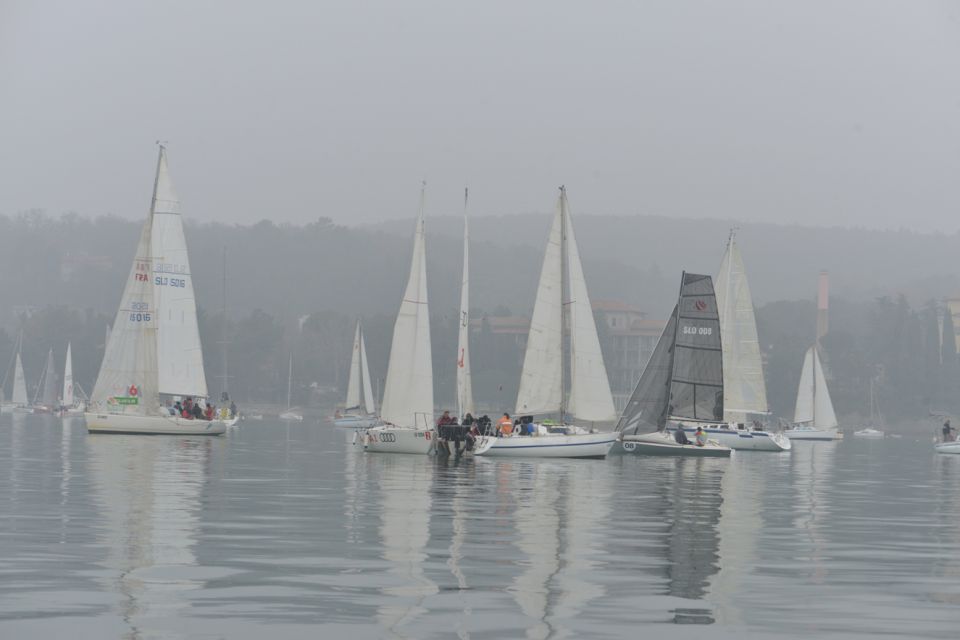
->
<box><xmin>715</xmin><ymin>235</ymin><xmax>768</xmax><ymax>421</ymax></box>
<box><xmin>379</xmin><ymin>187</ymin><xmax>434</xmax><ymax>428</ymax></box>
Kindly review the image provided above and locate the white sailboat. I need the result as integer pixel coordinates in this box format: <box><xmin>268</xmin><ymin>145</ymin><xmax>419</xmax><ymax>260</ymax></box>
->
<box><xmin>279</xmin><ymin>355</ymin><xmax>304</xmax><ymax>421</ymax></box>
<box><xmin>476</xmin><ymin>187</ymin><xmax>617</xmax><ymax>458</ymax></box>
<box><xmin>616</xmin><ymin>272</ymin><xmax>732</xmax><ymax>457</ymax></box>
<box><xmin>1</xmin><ymin>345</ymin><xmax>31</xmax><ymax>414</ymax></box>
<box><xmin>334</xmin><ymin>323</ymin><xmax>377</xmax><ymax>427</ymax></box>
<box><xmin>33</xmin><ymin>348</ymin><xmax>58</xmax><ymax>413</ymax></box>
<box><xmin>456</xmin><ymin>188</ymin><xmax>475</xmax><ymax>421</ymax></box>
<box><xmin>363</xmin><ymin>185</ymin><xmax>436</xmax><ymax>454</ymax></box>
<box><xmin>668</xmin><ymin>232</ymin><xmax>790</xmax><ymax>451</ymax></box>
<box><xmin>60</xmin><ymin>342</ymin><xmax>86</xmax><ymax>415</ymax></box>
<box><xmin>85</xmin><ymin>145</ymin><xmax>231</xmax><ymax>435</ymax></box>
<box><xmin>853</xmin><ymin>378</ymin><xmax>884</xmax><ymax>438</ymax></box>
<box><xmin>785</xmin><ymin>346</ymin><xmax>839</xmax><ymax>441</ymax></box>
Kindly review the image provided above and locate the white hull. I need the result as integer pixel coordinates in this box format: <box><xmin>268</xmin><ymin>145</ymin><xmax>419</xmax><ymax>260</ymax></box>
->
<box><xmin>935</xmin><ymin>441</ymin><xmax>960</xmax><ymax>455</ymax></box>
<box><xmin>362</xmin><ymin>425</ymin><xmax>435</xmax><ymax>454</ymax></box>
<box><xmin>619</xmin><ymin>431</ymin><xmax>732</xmax><ymax>457</ymax></box>
<box><xmin>785</xmin><ymin>426</ymin><xmax>839</xmax><ymax>441</ymax></box>
<box><xmin>474</xmin><ymin>432</ymin><xmax>616</xmax><ymax>459</ymax></box>
<box><xmin>668</xmin><ymin>423</ymin><xmax>791</xmax><ymax>451</ymax></box>
<box><xmin>0</xmin><ymin>404</ymin><xmax>32</xmax><ymax>414</ymax></box>
<box><xmin>85</xmin><ymin>412</ymin><xmax>227</xmax><ymax>435</ymax></box>
<box><xmin>334</xmin><ymin>414</ymin><xmax>379</xmax><ymax>429</ymax></box>
<box><xmin>853</xmin><ymin>428</ymin><xmax>885</xmax><ymax>439</ymax></box>
<box><xmin>279</xmin><ymin>411</ymin><xmax>304</xmax><ymax>421</ymax></box>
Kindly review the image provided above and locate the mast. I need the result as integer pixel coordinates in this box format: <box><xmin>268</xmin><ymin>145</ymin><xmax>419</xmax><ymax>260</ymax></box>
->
<box><xmin>559</xmin><ymin>186</ymin><xmax>568</xmax><ymax>421</ymax></box>
<box><xmin>456</xmin><ymin>186</ymin><xmax>474</xmax><ymax>419</ymax></box>
<box><xmin>286</xmin><ymin>354</ymin><xmax>293</xmax><ymax>410</ymax></box>
<box><xmin>219</xmin><ymin>245</ymin><xmax>229</xmax><ymax>400</ymax></box>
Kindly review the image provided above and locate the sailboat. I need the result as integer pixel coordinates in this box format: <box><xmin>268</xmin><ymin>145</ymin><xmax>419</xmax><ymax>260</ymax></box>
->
<box><xmin>456</xmin><ymin>187</ymin><xmax>475</xmax><ymax>422</ymax></box>
<box><xmin>85</xmin><ymin>145</ymin><xmax>233</xmax><ymax>435</ymax></box>
<box><xmin>363</xmin><ymin>185</ymin><xmax>437</xmax><ymax>454</ymax></box>
<box><xmin>32</xmin><ymin>348</ymin><xmax>58</xmax><ymax>413</ymax></box>
<box><xmin>785</xmin><ymin>346</ymin><xmax>839</xmax><ymax>441</ymax></box>
<box><xmin>475</xmin><ymin>187</ymin><xmax>617</xmax><ymax>458</ymax></box>
<box><xmin>60</xmin><ymin>342</ymin><xmax>86</xmax><ymax>415</ymax></box>
<box><xmin>615</xmin><ymin>272</ymin><xmax>732</xmax><ymax>457</ymax></box>
<box><xmin>333</xmin><ymin>322</ymin><xmax>377</xmax><ymax>427</ymax></box>
<box><xmin>0</xmin><ymin>337</ymin><xmax>31</xmax><ymax>413</ymax></box>
<box><xmin>279</xmin><ymin>355</ymin><xmax>304</xmax><ymax>421</ymax></box>
<box><xmin>667</xmin><ymin>232</ymin><xmax>790</xmax><ymax>451</ymax></box>
<box><xmin>853</xmin><ymin>378</ymin><xmax>884</xmax><ymax>438</ymax></box>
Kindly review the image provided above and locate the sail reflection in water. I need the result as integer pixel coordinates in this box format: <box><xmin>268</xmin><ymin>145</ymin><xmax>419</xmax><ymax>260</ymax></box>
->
<box><xmin>87</xmin><ymin>434</ymin><xmax>215</xmax><ymax>636</ymax></box>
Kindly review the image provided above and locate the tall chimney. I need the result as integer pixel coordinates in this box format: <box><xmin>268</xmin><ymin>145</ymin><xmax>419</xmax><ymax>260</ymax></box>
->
<box><xmin>816</xmin><ymin>271</ymin><xmax>829</xmax><ymax>344</ymax></box>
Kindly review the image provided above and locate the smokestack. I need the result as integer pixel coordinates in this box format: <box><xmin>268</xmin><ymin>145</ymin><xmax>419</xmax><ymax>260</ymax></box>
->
<box><xmin>816</xmin><ymin>271</ymin><xmax>829</xmax><ymax>343</ymax></box>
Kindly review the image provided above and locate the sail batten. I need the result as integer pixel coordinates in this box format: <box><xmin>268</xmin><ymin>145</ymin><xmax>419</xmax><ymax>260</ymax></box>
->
<box><xmin>379</xmin><ymin>188</ymin><xmax>434</xmax><ymax>428</ymax></box>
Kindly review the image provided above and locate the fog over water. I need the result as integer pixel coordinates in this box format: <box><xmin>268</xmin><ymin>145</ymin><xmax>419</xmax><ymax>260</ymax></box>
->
<box><xmin>2</xmin><ymin>1</ymin><xmax>960</xmax><ymax>230</ymax></box>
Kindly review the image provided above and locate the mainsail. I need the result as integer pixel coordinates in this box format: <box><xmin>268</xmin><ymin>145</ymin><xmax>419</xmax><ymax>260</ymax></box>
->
<box><xmin>379</xmin><ymin>186</ymin><xmax>433</xmax><ymax>428</ymax></box>
<box><xmin>515</xmin><ymin>187</ymin><xmax>615</xmax><ymax>421</ymax></box>
<box><xmin>12</xmin><ymin>352</ymin><xmax>28</xmax><ymax>405</ymax></box>
<box><xmin>793</xmin><ymin>346</ymin><xmax>838</xmax><ymax>428</ymax></box>
<box><xmin>715</xmin><ymin>233</ymin><xmax>768</xmax><ymax>421</ymax></box>
<box><xmin>62</xmin><ymin>343</ymin><xmax>74</xmax><ymax>407</ymax></box>
<box><xmin>617</xmin><ymin>272</ymin><xmax>723</xmax><ymax>433</ymax></box>
<box><xmin>150</xmin><ymin>148</ymin><xmax>207</xmax><ymax>399</ymax></box>
<box><xmin>359</xmin><ymin>328</ymin><xmax>375</xmax><ymax>414</ymax></box>
<box><xmin>456</xmin><ymin>188</ymin><xmax>475</xmax><ymax>418</ymax></box>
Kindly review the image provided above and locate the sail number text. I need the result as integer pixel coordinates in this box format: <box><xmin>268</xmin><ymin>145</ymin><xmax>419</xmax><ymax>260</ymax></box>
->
<box><xmin>129</xmin><ymin>301</ymin><xmax>152</xmax><ymax>322</ymax></box>
<box><xmin>155</xmin><ymin>276</ymin><xmax>186</xmax><ymax>288</ymax></box>
<box><xmin>682</xmin><ymin>325</ymin><xmax>712</xmax><ymax>336</ymax></box>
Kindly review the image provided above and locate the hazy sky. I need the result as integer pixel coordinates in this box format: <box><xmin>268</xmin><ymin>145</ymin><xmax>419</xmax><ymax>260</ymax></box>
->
<box><xmin>2</xmin><ymin>1</ymin><xmax>960</xmax><ymax>231</ymax></box>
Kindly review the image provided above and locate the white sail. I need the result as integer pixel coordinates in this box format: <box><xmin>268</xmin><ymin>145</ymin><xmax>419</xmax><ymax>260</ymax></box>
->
<box><xmin>62</xmin><ymin>343</ymin><xmax>74</xmax><ymax>407</ymax></box>
<box><xmin>793</xmin><ymin>347</ymin><xmax>815</xmax><ymax>424</ymax></box>
<box><xmin>456</xmin><ymin>190</ymin><xmax>475</xmax><ymax>418</ymax></box>
<box><xmin>812</xmin><ymin>348</ymin><xmax>838</xmax><ymax>428</ymax></box>
<box><xmin>716</xmin><ymin>234</ymin><xmax>768</xmax><ymax>421</ymax></box>
<box><xmin>90</xmin><ymin>205</ymin><xmax>161</xmax><ymax>416</ymax></box>
<box><xmin>563</xmin><ymin>195</ymin><xmax>616</xmax><ymax>422</ymax></box>
<box><xmin>40</xmin><ymin>348</ymin><xmax>57</xmax><ymax>406</ymax></box>
<box><xmin>359</xmin><ymin>329</ymin><xmax>375</xmax><ymax>414</ymax></box>
<box><xmin>379</xmin><ymin>188</ymin><xmax>433</xmax><ymax>428</ymax></box>
<box><xmin>516</xmin><ymin>198</ymin><xmax>564</xmax><ymax>416</ymax></box>
<box><xmin>150</xmin><ymin>147</ymin><xmax>207</xmax><ymax>399</ymax></box>
<box><xmin>345</xmin><ymin>322</ymin><xmax>363</xmax><ymax>409</ymax></box>
<box><xmin>12</xmin><ymin>352</ymin><xmax>28</xmax><ymax>405</ymax></box>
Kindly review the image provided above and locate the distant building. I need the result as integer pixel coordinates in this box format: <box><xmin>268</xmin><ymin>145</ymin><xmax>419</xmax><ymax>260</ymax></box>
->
<box><xmin>592</xmin><ymin>300</ymin><xmax>664</xmax><ymax>413</ymax></box>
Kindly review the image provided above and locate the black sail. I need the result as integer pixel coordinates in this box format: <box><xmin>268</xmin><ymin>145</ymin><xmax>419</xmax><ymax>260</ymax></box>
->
<box><xmin>616</xmin><ymin>272</ymin><xmax>723</xmax><ymax>434</ymax></box>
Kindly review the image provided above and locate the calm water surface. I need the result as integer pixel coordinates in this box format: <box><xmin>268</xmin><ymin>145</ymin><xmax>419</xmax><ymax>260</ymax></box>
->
<box><xmin>1</xmin><ymin>413</ymin><xmax>958</xmax><ymax>639</ymax></box>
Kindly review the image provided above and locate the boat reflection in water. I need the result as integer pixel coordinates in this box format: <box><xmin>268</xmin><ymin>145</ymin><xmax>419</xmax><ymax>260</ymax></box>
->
<box><xmin>87</xmin><ymin>434</ymin><xmax>214</xmax><ymax>638</ymax></box>
<box><xmin>370</xmin><ymin>453</ymin><xmax>438</xmax><ymax>632</ymax></box>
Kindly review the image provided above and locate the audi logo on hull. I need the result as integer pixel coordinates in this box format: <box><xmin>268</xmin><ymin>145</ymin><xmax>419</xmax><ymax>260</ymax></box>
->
<box><xmin>378</xmin><ymin>433</ymin><xmax>397</xmax><ymax>443</ymax></box>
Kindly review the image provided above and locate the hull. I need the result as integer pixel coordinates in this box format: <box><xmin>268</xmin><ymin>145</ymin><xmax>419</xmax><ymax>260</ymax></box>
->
<box><xmin>85</xmin><ymin>412</ymin><xmax>227</xmax><ymax>435</ymax></box>
<box><xmin>0</xmin><ymin>404</ymin><xmax>32</xmax><ymax>414</ymax></box>
<box><xmin>618</xmin><ymin>432</ymin><xmax>732</xmax><ymax>457</ymax></box>
<box><xmin>853</xmin><ymin>428</ymin><xmax>884</xmax><ymax>439</ymax></box>
<box><xmin>279</xmin><ymin>411</ymin><xmax>304</xmax><ymax>421</ymax></box>
<box><xmin>362</xmin><ymin>425</ymin><xmax>435</xmax><ymax>454</ymax></box>
<box><xmin>334</xmin><ymin>414</ymin><xmax>379</xmax><ymax>429</ymax></box>
<box><xmin>935</xmin><ymin>441</ymin><xmax>960</xmax><ymax>455</ymax></box>
<box><xmin>668</xmin><ymin>424</ymin><xmax>791</xmax><ymax>451</ymax></box>
<box><xmin>474</xmin><ymin>432</ymin><xmax>616</xmax><ymax>459</ymax></box>
<box><xmin>785</xmin><ymin>426</ymin><xmax>839</xmax><ymax>441</ymax></box>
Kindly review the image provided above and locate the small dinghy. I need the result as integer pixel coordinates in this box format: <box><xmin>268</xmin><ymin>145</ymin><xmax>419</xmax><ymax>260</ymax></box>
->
<box><xmin>935</xmin><ymin>440</ymin><xmax>960</xmax><ymax>455</ymax></box>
